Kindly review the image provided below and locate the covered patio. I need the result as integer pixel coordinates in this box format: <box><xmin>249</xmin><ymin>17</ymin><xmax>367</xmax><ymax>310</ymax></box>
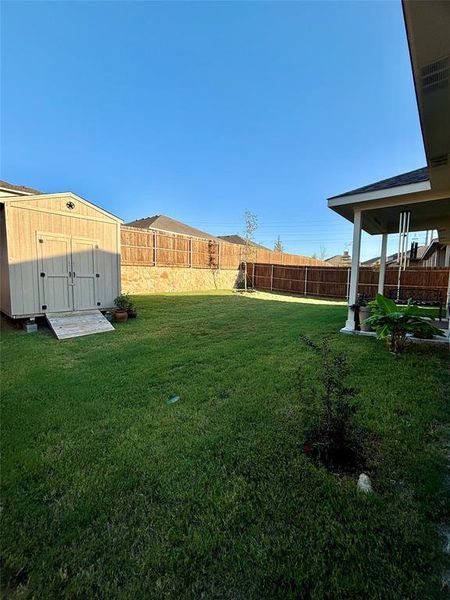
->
<box><xmin>328</xmin><ymin>0</ymin><xmax>450</xmax><ymax>341</ymax></box>
<box><xmin>328</xmin><ymin>168</ymin><xmax>450</xmax><ymax>336</ymax></box>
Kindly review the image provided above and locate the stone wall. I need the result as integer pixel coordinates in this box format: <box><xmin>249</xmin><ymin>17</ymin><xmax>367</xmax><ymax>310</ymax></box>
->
<box><xmin>121</xmin><ymin>265</ymin><xmax>242</xmax><ymax>294</ymax></box>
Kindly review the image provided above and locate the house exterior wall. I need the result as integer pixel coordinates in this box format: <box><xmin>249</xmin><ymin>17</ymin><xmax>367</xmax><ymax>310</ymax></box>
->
<box><xmin>422</xmin><ymin>246</ymin><xmax>450</xmax><ymax>267</ymax></box>
<box><xmin>121</xmin><ymin>265</ymin><xmax>241</xmax><ymax>294</ymax></box>
<box><xmin>2</xmin><ymin>194</ymin><xmax>121</xmax><ymax>318</ymax></box>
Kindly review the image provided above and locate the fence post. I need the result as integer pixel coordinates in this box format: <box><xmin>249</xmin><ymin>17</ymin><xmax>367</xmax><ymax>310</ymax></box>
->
<box><xmin>346</xmin><ymin>267</ymin><xmax>351</xmax><ymax>300</ymax></box>
<box><xmin>153</xmin><ymin>231</ymin><xmax>157</xmax><ymax>266</ymax></box>
<box><xmin>270</xmin><ymin>264</ymin><xmax>274</xmax><ymax>291</ymax></box>
<box><xmin>252</xmin><ymin>263</ymin><xmax>256</xmax><ymax>289</ymax></box>
<box><xmin>189</xmin><ymin>238</ymin><xmax>193</xmax><ymax>268</ymax></box>
<box><xmin>304</xmin><ymin>266</ymin><xmax>308</xmax><ymax>297</ymax></box>
<box><xmin>218</xmin><ymin>242</ymin><xmax>222</xmax><ymax>270</ymax></box>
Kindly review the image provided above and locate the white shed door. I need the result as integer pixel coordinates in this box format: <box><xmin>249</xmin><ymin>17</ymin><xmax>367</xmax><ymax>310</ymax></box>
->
<box><xmin>38</xmin><ymin>235</ymin><xmax>73</xmax><ymax>312</ymax></box>
<box><xmin>71</xmin><ymin>238</ymin><xmax>98</xmax><ymax>311</ymax></box>
<box><xmin>38</xmin><ymin>234</ymin><xmax>100</xmax><ymax>313</ymax></box>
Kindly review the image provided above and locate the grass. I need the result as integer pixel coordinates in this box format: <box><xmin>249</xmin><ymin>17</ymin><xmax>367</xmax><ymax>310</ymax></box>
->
<box><xmin>1</xmin><ymin>290</ymin><xmax>449</xmax><ymax>599</ymax></box>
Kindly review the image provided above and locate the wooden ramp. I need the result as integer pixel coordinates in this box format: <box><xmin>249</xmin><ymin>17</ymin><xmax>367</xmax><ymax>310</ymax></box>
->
<box><xmin>46</xmin><ymin>310</ymin><xmax>114</xmax><ymax>340</ymax></box>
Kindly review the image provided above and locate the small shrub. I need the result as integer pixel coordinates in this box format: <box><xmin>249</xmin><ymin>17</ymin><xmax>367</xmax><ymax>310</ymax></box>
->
<box><xmin>114</xmin><ymin>294</ymin><xmax>133</xmax><ymax>310</ymax></box>
<box><xmin>298</xmin><ymin>335</ymin><xmax>366</xmax><ymax>473</ymax></box>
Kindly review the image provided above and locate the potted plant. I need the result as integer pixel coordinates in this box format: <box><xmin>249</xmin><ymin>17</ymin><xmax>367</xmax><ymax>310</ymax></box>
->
<box><xmin>127</xmin><ymin>298</ymin><xmax>138</xmax><ymax>319</ymax></box>
<box><xmin>358</xmin><ymin>295</ymin><xmax>372</xmax><ymax>332</ymax></box>
<box><xmin>114</xmin><ymin>294</ymin><xmax>132</xmax><ymax>322</ymax></box>
<box><xmin>363</xmin><ymin>294</ymin><xmax>444</xmax><ymax>353</ymax></box>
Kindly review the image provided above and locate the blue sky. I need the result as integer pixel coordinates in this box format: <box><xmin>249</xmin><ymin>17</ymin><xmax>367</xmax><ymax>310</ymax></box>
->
<box><xmin>2</xmin><ymin>1</ymin><xmax>426</xmax><ymax>260</ymax></box>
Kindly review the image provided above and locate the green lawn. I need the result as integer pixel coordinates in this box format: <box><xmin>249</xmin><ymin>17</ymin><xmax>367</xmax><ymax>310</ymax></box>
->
<box><xmin>1</xmin><ymin>291</ymin><xmax>449</xmax><ymax>599</ymax></box>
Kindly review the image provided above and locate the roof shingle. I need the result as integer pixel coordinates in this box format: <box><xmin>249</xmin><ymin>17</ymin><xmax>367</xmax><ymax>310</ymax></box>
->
<box><xmin>218</xmin><ymin>235</ymin><xmax>269</xmax><ymax>250</ymax></box>
<box><xmin>329</xmin><ymin>167</ymin><xmax>429</xmax><ymax>199</ymax></box>
<box><xmin>126</xmin><ymin>215</ymin><xmax>221</xmax><ymax>241</ymax></box>
<box><xmin>0</xmin><ymin>180</ymin><xmax>42</xmax><ymax>195</ymax></box>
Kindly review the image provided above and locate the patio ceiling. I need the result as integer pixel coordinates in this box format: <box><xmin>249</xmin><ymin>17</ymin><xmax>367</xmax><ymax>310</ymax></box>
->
<box><xmin>362</xmin><ymin>197</ymin><xmax>450</xmax><ymax>240</ymax></box>
<box><xmin>328</xmin><ymin>184</ymin><xmax>450</xmax><ymax>238</ymax></box>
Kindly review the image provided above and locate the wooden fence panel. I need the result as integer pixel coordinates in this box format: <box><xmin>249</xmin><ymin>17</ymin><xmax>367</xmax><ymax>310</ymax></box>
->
<box><xmin>248</xmin><ymin>263</ymin><xmax>449</xmax><ymax>302</ymax></box>
<box><xmin>120</xmin><ymin>226</ymin><xmax>328</xmax><ymax>269</ymax></box>
<box><xmin>156</xmin><ymin>232</ymin><xmax>190</xmax><ymax>266</ymax></box>
<box><xmin>120</xmin><ymin>227</ymin><xmax>154</xmax><ymax>265</ymax></box>
<box><xmin>220</xmin><ymin>244</ymin><xmax>242</xmax><ymax>269</ymax></box>
<box><xmin>120</xmin><ymin>227</ymin><xmax>449</xmax><ymax>301</ymax></box>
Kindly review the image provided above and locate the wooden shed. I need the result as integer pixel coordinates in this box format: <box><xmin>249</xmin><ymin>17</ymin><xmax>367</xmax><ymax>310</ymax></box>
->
<box><xmin>0</xmin><ymin>191</ymin><xmax>122</xmax><ymax>319</ymax></box>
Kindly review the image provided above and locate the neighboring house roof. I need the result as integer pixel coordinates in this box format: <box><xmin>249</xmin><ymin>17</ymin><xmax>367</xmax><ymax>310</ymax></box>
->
<box><xmin>362</xmin><ymin>245</ymin><xmax>426</xmax><ymax>266</ymax></box>
<box><xmin>218</xmin><ymin>235</ymin><xmax>269</xmax><ymax>250</ymax></box>
<box><xmin>421</xmin><ymin>238</ymin><xmax>445</xmax><ymax>261</ymax></box>
<box><xmin>0</xmin><ymin>180</ymin><xmax>42</xmax><ymax>195</ymax></box>
<box><xmin>326</xmin><ymin>255</ymin><xmax>342</xmax><ymax>261</ymax></box>
<box><xmin>325</xmin><ymin>251</ymin><xmax>351</xmax><ymax>267</ymax></box>
<box><xmin>126</xmin><ymin>214</ymin><xmax>221</xmax><ymax>241</ymax></box>
<box><xmin>329</xmin><ymin>167</ymin><xmax>429</xmax><ymax>200</ymax></box>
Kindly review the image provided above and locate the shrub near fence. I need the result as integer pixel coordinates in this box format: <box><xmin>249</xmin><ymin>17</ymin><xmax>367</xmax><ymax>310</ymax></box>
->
<box><xmin>246</xmin><ymin>263</ymin><xmax>450</xmax><ymax>303</ymax></box>
<box><xmin>120</xmin><ymin>226</ymin><xmax>328</xmax><ymax>269</ymax></box>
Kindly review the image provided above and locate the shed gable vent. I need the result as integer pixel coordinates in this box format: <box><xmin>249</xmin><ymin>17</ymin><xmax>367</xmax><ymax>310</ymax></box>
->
<box><xmin>421</xmin><ymin>56</ymin><xmax>449</xmax><ymax>94</ymax></box>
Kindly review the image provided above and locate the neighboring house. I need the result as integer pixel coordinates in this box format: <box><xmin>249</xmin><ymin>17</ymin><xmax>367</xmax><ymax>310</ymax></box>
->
<box><xmin>327</xmin><ymin>1</ymin><xmax>450</xmax><ymax>333</ymax></box>
<box><xmin>325</xmin><ymin>250</ymin><xmax>352</xmax><ymax>267</ymax></box>
<box><xmin>218</xmin><ymin>235</ymin><xmax>270</xmax><ymax>251</ymax></box>
<box><xmin>421</xmin><ymin>239</ymin><xmax>450</xmax><ymax>267</ymax></box>
<box><xmin>126</xmin><ymin>214</ymin><xmax>221</xmax><ymax>241</ymax></box>
<box><xmin>0</xmin><ymin>180</ymin><xmax>42</xmax><ymax>197</ymax></box>
<box><xmin>362</xmin><ymin>245</ymin><xmax>427</xmax><ymax>267</ymax></box>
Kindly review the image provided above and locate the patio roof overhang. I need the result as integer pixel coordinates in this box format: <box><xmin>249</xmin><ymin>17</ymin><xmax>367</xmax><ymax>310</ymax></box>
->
<box><xmin>328</xmin><ymin>182</ymin><xmax>450</xmax><ymax>241</ymax></box>
<box><xmin>402</xmin><ymin>1</ymin><xmax>450</xmax><ymax>190</ymax></box>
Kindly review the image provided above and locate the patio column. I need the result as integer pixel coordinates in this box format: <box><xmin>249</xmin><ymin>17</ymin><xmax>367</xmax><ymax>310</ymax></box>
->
<box><xmin>344</xmin><ymin>208</ymin><xmax>362</xmax><ymax>331</ymax></box>
<box><xmin>378</xmin><ymin>233</ymin><xmax>388</xmax><ymax>295</ymax></box>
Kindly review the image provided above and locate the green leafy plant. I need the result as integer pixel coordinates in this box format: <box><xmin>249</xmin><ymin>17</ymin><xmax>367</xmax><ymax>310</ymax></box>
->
<box><xmin>114</xmin><ymin>294</ymin><xmax>133</xmax><ymax>311</ymax></box>
<box><xmin>364</xmin><ymin>294</ymin><xmax>444</xmax><ymax>353</ymax></box>
<box><xmin>298</xmin><ymin>335</ymin><xmax>366</xmax><ymax>472</ymax></box>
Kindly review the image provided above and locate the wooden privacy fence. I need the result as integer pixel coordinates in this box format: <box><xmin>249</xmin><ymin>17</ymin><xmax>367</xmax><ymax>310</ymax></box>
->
<box><xmin>120</xmin><ymin>226</ymin><xmax>328</xmax><ymax>269</ymax></box>
<box><xmin>246</xmin><ymin>263</ymin><xmax>450</xmax><ymax>302</ymax></box>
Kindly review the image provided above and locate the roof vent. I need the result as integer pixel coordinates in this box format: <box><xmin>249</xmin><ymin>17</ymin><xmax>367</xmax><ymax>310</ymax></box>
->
<box><xmin>421</xmin><ymin>56</ymin><xmax>449</xmax><ymax>94</ymax></box>
<box><xmin>430</xmin><ymin>153</ymin><xmax>449</xmax><ymax>168</ymax></box>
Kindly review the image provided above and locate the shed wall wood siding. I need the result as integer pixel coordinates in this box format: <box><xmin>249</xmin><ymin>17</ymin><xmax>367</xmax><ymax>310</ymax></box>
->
<box><xmin>0</xmin><ymin>206</ymin><xmax>11</xmax><ymax>314</ymax></box>
<box><xmin>3</xmin><ymin>194</ymin><xmax>121</xmax><ymax>317</ymax></box>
